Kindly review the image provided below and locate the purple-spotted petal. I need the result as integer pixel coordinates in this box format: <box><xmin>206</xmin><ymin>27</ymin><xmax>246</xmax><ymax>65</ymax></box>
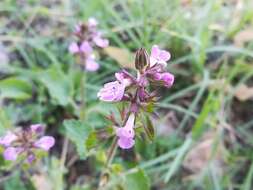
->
<box><xmin>69</xmin><ymin>42</ymin><xmax>80</xmax><ymax>54</ymax></box>
<box><xmin>0</xmin><ymin>132</ymin><xmax>17</xmax><ymax>146</ymax></box>
<box><xmin>30</xmin><ymin>124</ymin><xmax>44</xmax><ymax>134</ymax></box>
<box><xmin>3</xmin><ymin>147</ymin><xmax>18</xmax><ymax>161</ymax></box>
<box><xmin>97</xmin><ymin>81</ymin><xmax>125</xmax><ymax>102</ymax></box>
<box><xmin>117</xmin><ymin>137</ymin><xmax>135</xmax><ymax>149</ymax></box>
<box><xmin>34</xmin><ymin>136</ymin><xmax>55</xmax><ymax>151</ymax></box>
<box><xmin>115</xmin><ymin>72</ymin><xmax>132</xmax><ymax>86</ymax></box>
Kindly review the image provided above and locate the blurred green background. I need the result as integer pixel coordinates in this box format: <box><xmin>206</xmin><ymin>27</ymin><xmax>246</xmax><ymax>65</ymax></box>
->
<box><xmin>0</xmin><ymin>0</ymin><xmax>253</xmax><ymax>189</ymax></box>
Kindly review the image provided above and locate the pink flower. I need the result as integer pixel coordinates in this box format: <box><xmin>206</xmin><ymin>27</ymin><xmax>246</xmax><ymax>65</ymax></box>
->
<box><xmin>0</xmin><ymin>132</ymin><xmax>17</xmax><ymax>146</ymax></box>
<box><xmin>150</xmin><ymin>45</ymin><xmax>171</xmax><ymax>67</ymax></box>
<box><xmin>74</xmin><ymin>23</ymin><xmax>82</xmax><ymax>33</ymax></box>
<box><xmin>117</xmin><ymin>137</ymin><xmax>135</xmax><ymax>149</ymax></box>
<box><xmin>116</xmin><ymin>113</ymin><xmax>135</xmax><ymax>149</ymax></box>
<box><xmin>30</xmin><ymin>124</ymin><xmax>44</xmax><ymax>134</ymax></box>
<box><xmin>97</xmin><ymin>81</ymin><xmax>126</xmax><ymax>102</ymax></box>
<box><xmin>69</xmin><ymin>41</ymin><xmax>93</xmax><ymax>55</ymax></box>
<box><xmin>27</xmin><ymin>154</ymin><xmax>35</xmax><ymax>164</ymax></box>
<box><xmin>115</xmin><ymin>72</ymin><xmax>132</xmax><ymax>86</ymax></box>
<box><xmin>80</xmin><ymin>41</ymin><xmax>93</xmax><ymax>54</ymax></box>
<box><xmin>34</xmin><ymin>136</ymin><xmax>55</xmax><ymax>151</ymax></box>
<box><xmin>85</xmin><ymin>56</ymin><xmax>99</xmax><ymax>71</ymax></box>
<box><xmin>69</xmin><ymin>42</ymin><xmax>80</xmax><ymax>54</ymax></box>
<box><xmin>88</xmin><ymin>17</ymin><xmax>98</xmax><ymax>28</ymax></box>
<box><xmin>153</xmin><ymin>72</ymin><xmax>174</xmax><ymax>88</ymax></box>
<box><xmin>3</xmin><ymin>147</ymin><xmax>19</xmax><ymax>161</ymax></box>
<box><xmin>93</xmin><ymin>36</ymin><xmax>109</xmax><ymax>48</ymax></box>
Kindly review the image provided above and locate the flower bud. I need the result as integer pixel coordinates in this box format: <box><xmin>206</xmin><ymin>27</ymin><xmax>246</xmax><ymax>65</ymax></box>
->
<box><xmin>135</xmin><ymin>48</ymin><xmax>150</xmax><ymax>72</ymax></box>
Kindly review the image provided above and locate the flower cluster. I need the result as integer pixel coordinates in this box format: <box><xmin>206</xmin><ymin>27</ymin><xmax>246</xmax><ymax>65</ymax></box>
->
<box><xmin>69</xmin><ymin>17</ymin><xmax>109</xmax><ymax>71</ymax></box>
<box><xmin>97</xmin><ymin>45</ymin><xmax>174</xmax><ymax>149</ymax></box>
<box><xmin>0</xmin><ymin>124</ymin><xmax>55</xmax><ymax>163</ymax></box>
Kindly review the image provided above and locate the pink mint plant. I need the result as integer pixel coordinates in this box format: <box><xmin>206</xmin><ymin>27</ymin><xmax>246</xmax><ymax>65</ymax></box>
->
<box><xmin>69</xmin><ymin>17</ymin><xmax>109</xmax><ymax>71</ymax></box>
<box><xmin>0</xmin><ymin>124</ymin><xmax>55</xmax><ymax>163</ymax></box>
<box><xmin>97</xmin><ymin>45</ymin><xmax>174</xmax><ymax>149</ymax></box>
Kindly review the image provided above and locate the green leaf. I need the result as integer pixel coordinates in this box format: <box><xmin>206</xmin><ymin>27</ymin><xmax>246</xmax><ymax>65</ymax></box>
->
<box><xmin>63</xmin><ymin>119</ymin><xmax>93</xmax><ymax>159</ymax></box>
<box><xmin>4</xmin><ymin>172</ymin><xmax>28</xmax><ymax>190</ymax></box>
<box><xmin>124</xmin><ymin>169</ymin><xmax>150</xmax><ymax>190</ymax></box>
<box><xmin>47</xmin><ymin>157</ymin><xmax>67</xmax><ymax>190</ymax></box>
<box><xmin>0</xmin><ymin>77</ymin><xmax>32</xmax><ymax>100</ymax></box>
<box><xmin>39</xmin><ymin>66</ymin><xmax>73</xmax><ymax>106</ymax></box>
<box><xmin>86</xmin><ymin>131</ymin><xmax>98</xmax><ymax>150</ymax></box>
<box><xmin>0</xmin><ymin>108</ymin><xmax>11</xmax><ymax>135</ymax></box>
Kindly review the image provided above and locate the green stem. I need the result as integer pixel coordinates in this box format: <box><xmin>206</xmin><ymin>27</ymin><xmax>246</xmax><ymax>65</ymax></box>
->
<box><xmin>106</xmin><ymin>137</ymin><xmax>118</xmax><ymax>167</ymax></box>
<box><xmin>80</xmin><ymin>72</ymin><xmax>86</xmax><ymax>120</ymax></box>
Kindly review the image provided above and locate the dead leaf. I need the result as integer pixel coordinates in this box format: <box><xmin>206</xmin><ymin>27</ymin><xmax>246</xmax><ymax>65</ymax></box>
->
<box><xmin>32</xmin><ymin>174</ymin><xmax>52</xmax><ymax>190</ymax></box>
<box><xmin>183</xmin><ymin>131</ymin><xmax>224</xmax><ymax>175</ymax></box>
<box><xmin>104</xmin><ymin>46</ymin><xmax>135</xmax><ymax>69</ymax></box>
<box><xmin>234</xmin><ymin>84</ymin><xmax>253</xmax><ymax>101</ymax></box>
<box><xmin>234</xmin><ymin>29</ymin><xmax>253</xmax><ymax>47</ymax></box>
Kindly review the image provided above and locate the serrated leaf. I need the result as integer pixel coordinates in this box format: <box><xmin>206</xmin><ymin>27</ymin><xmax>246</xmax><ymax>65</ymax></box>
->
<box><xmin>39</xmin><ymin>66</ymin><xmax>73</xmax><ymax>106</ymax></box>
<box><xmin>124</xmin><ymin>169</ymin><xmax>150</xmax><ymax>190</ymax></box>
<box><xmin>86</xmin><ymin>131</ymin><xmax>97</xmax><ymax>150</ymax></box>
<box><xmin>63</xmin><ymin>120</ymin><xmax>93</xmax><ymax>159</ymax></box>
<box><xmin>144</xmin><ymin>115</ymin><xmax>155</xmax><ymax>141</ymax></box>
<box><xmin>4</xmin><ymin>172</ymin><xmax>28</xmax><ymax>190</ymax></box>
<box><xmin>0</xmin><ymin>77</ymin><xmax>32</xmax><ymax>100</ymax></box>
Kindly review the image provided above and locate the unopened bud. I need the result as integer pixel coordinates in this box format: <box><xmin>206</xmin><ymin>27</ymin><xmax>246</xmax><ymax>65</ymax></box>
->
<box><xmin>135</xmin><ymin>48</ymin><xmax>150</xmax><ymax>72</ymax></box>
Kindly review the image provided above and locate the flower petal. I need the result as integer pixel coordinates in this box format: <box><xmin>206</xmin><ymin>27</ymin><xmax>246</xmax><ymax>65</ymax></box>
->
<box><xmin>88</xmin><ymin>17</ymin><xmax>98</xmax><ymax>27</ymax></box>
<box><xmin>3</xmin><ymin>147</ymin><xmax>18</xmax><ymax>161</ymax></box>
<box><xmin>30</xmin><ymin>124</ymin><xmax>44</xmax><ymax>134</ymax></box>
<box><xmin>80</xmin><ymin>41</ymin><xmax>93</xmax><ymax>54</ymax></box>
<box><xmin>150</xmin><ymin>45</ymin><xmax>160</xmax><ymax>59</ymax></box>
<box><xmin>97</xmin><ymin>81</ymin><xmax>125</xmax><ymax>102</ymax></box>
<box><xmin>85</xmin><ymin>58</ymin><xmax>99</xmax><ymax>71</ymax></box>
<box><xmin>117</xmin><ymin>137</ymin><xmax>135</xmax><ymax>149</ymax></box>
<box><xmin>162</xmin><ymin>72</ymin><xmax>174</xmax><ymax>87</ymax></box>
<box><xmin>0</xmin><ymin>132</ymin><xmax>17</xmax><ymax>146</ymax></box>
<box><xmin>34</xmin><ymin>136</ymin><xmax>55</xmax><ymax>151</ymax></box>
<box><xmin>68</xmin><ymin>42</ymin><xmax>79</xmax><ymax>54</ymax></box>
<box><xmin>27</xmin><ymin>154</ymin><xmax>36</xmax><ymax>164</ymax></box>
<box><xmin>93</xmin><ymin>36</ymin><xmax>109</xmax><ymax>48</ymax></box>
<box><xmin>159</xmin><ymin>50</ymin><xmax>171</xmax><ymax>62</ymax></box>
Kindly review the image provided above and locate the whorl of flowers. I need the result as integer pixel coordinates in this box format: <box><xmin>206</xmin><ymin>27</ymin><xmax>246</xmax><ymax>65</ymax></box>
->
<box><xmin>69</xmin><ymin>17</ymin><xmax>109</xmax><ymax>71</ymax></box>
<box><xmin>0</xmin><ymin>124</ymin><xmax>55</xmax><ymax>163</ymax></box>
<box><xmin>97</xmin><ymin>45</ymin><xmax>174</xmax><ymax>149</ymax></box>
